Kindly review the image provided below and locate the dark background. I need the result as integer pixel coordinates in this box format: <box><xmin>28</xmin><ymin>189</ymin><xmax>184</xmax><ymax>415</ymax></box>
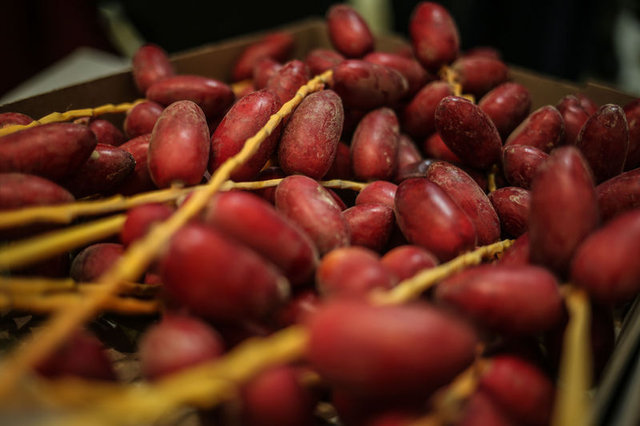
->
<box><xmin>1</xmin><ymin>0</ymin><xmax>638</xmax><ymax>100</ymax></box>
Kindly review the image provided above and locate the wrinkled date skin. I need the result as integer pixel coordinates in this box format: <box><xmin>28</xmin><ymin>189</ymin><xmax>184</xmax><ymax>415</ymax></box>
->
<box><xmin>596</xmin><ymin>168</ymin><xmax>640</xmax><ymax>222</ymax></box>
<box><xmin>488</xmin><ymin>187</ymin><xmax>531</xmax><ymax>238</ymax></box>
<box><xmin>146</xmin><ymin>75</ymin><xmax>235</xmax><ymax>119</ymax></box>
<box><xmin>306</xmin><ymin>301</ymin><xmax>477</xmax><ymax>398</ymax></box>
<box><xmin>435</xmin><ymin>96</ymin><xmax>502</xmax><ymax>169</ymax></box>
<box><xmin>316</xmin><ymin>247</ymin><xmax>397</xmax><ymax>299</ymax></box>
<box><xmin>210</xmin><ymin>90</ymin><xmax>282</xmax><ymax>181</ymax></box>
<box><xmin>395</xmin><ymin>178</ymin><xmax>476</xmax><ymax>261</ymax></box>
<box><xmin>342</xmin><ymin>204</ymin><xmax>395</xmax><ymax>252</ymax></box>
<box><xmin>327</xmin><ymin>4</ymin><xmax>374</xmax><ymax>58</ymax></box>
<box><xmin>231</xmin><ymin>32</ymin><xmax>294</xmax><ymax>82</ymax></box>
<box><xmin>380</xmin><ymin>245</ymin><xmax>438</xmax><ymax>281</ymax></box>
<box><xmin>502</xmin><ymin>145</ymin><xmax>549</xmax><ymax>189</ymax></box>
<box><xmin>266</xmin><ymin>60</ymin><xmax>310</xmax><ymax>104</ymax></box>
<box><xmin>435</xmin><ymin>264</ymin><xmax>563</xmax><ymax>335</ymax></box>
<box><xmin>571</xmin><ymin>210</ymin><xmax>640</xmax><ymax>305</ymax></box>
<box><xmin>278</xmin><ymin>90</ymin><xmax>344</xmax><ymax>179</ymax></box>
<box><xmin>402</xmin><ymin>81</ymin><xmax>453</xmax><ymax>140</ymax></box>
<box><xmin>275</xmin><ymin>175</ymin><xmax>350</xmax><ymax>255</ymax></box>
<box><xmin>355</xmin><ymin>180</ymin><xmax>397</xmax><ymax>209</ymax></box>
<box><xmin>425</xmin><ymin>161</ymin><xmax>500</xmax><ymax>245</ymax></box>
<box><xmin>505</xmin><ymin>105</ymin><xmax>564</xmax><ymax>153</ymax></box>
<box><xmin>161</xmin><ymin>224</ymin><xmax>289</xmax><ymax>323</ymax></box>
<box><xmin>88</xmin><ymin>120</ymin><xmax>125</xmax><ymax>146</ymax></box>
<box><xmin>623</xmin><ymin>98</ymin><xmax>640</xmax><ymax>170</ymax></box>
<box><xmin>478</xmin><ymin>82</ymin><xmax>532</xmax><ymax>139</ymax></box>
<box><xmin>351</xmin><ymin>108</ymin><xmax>400</xmax><ymax>181</ymax></box>
<box><xmin>0</xmin><ymin>173</ymin><xmax>74</xmax><ymax>210</ymax></box>
<box><xmin>528</xmin><ymin>146</ymin><xmax>598</xmax><ymax>276</ymax></box>
<box><xmin>331</xmin><ymin>60</ymin><xmax>408</xmax><ymax>110</ymax></box>
<box><xmin>451</xmin><ymin>57</ymin><xmax>509</xmax><ymax>97</ymax></box>
<box><xmin>479</xmin><ymin>356</ymin><xmax>554</xmax><ymax>426</ymax></box>
<box><xmin>148</xmin><ymin>100</ymin><xmax>210</xmax><ymax>188</ymax></box>
<box><xmin>204</xmin><ymin>190</ymin><xmax>318</xmax><ymax>287</ymax></box>
<box><xmin>363</xmin><ymin>52</ymin><xmax>429</xmax><ymax>96</ymax></box>
<box><xmin>124</xmin><ymin>101</ymin><xmax>164</xmax><ymax>138</ymax></box>
<box><xmin>0</xmin><ymin>123</ymin><xmax>97</xmax><ymax>181</ymax></box>
<box><xmin>576</xmin><ymin>104</ymin><xmax>629</xmax><ymax>183</ymax></box>
<box><xmin>409</xmin><ymin>2</ymin><xmax>460</xmax><ymax>71</ymax></box>
<box><xmin>132</xmin><ymin>44</ymin><xmax>175</xmax><ymax>94</ymax></box>
<box><xmin>62</xmin><ymin>144</ymin><xmax>135</xmax><ymax>197</ymax></box>
<box><xmin>117</xmin><ymin>134</ymin><xmax>154</xmax><ymax>194</ymax></box>
<box><xmin>305</xmin><ymin>49</ymin><xmax>345</xmax><ymax>76</ymax></box>
<box><xmin>556</xmin><ymin>95</ymin><xmax>590</xmax><ymax>146</ymax></box>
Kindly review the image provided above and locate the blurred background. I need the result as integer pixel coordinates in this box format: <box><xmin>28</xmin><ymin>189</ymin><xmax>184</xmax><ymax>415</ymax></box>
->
<box><xmin>1</xmin><ymin>0</ymin><xmax>639</xmax><ymax>104</ymax></box>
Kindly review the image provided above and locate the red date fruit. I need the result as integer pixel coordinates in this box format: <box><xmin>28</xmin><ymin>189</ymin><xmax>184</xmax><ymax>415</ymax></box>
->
<box><xmin>316</xmin><ymin>247</ymin><xmax>396</xmax><ymax>299</ymax></box>
<box><xmin>505</xmin><ymin>105</ymin><xmax>564</xmax><ymax>153</ymax></box>
<box><xmin>241</xmin><ymin>366</ymin><xmax>316</xmax><ymax>426</ymax></box>
<box><xmin>324</xmin><ymin>141</ymin><xmax>353</xmax><ymax>180</ymax></box>
<box><xmin>556</xmin><ymin>95</ymin><xmax>590</xmax><ymax>145</ymax></box>
<box><xmin>266</xmin><ymin>60</ymin><xmax>310</xmax><ymax>104</ymax></box>
<box><xmin>161</xmin><ymin>224</ymin><xmax>289</xmax><ymax>322</ymax></box>
<box><xmin>305</xmin><ymin>48</ymin><xmax>345</xmax><ymax>76</ymax></box>
<box><xmin>146</xmin><ymin>75</ymin><xmax>234</xmax><ymax>119</ymax></box>
<box><xmin>479</xmin><ymin>356</ymin><xmax>554</xmax><ymax>426</ymax></box>
<box><xmin>132</xmin><ymin>44</ymin><xmax>174</xmax><ymax>94</ymax></box>
<box><xmin>422</xmin><ymin>132</ymin><xmax>461</xmax><ymax>163</ymax></box>
<box><xmin>571</xmin><ymin>209</ymin><xmax>640</xmax><ymax>305</ymax></box>
<box><xmin>204</xmin><ymin>190</ymin><xmax>318</xmax><ymax>286</ymax></box>
<box><xmin>148</xmin><ymin>100</ymin><xmax>210</xmax><ymax>188</ymax></box>
<box><xmin>0</xmin><ymin>112</ymin><xmax>33</xmax><ymax>128</ymax></box>
<box><xmin>395</xmin><ymin>134</ymin><xmax>423</xmax><ymax>181</ymax></box>
<box><xmin>117</xmin><ymin>134</ymin><xmax>154</xmax><ymax>194</ymax></box>
<box><xmin>458</xmin><ymin>392</ymin><xmax>515</xmax><ymax>426</ymax></box>
<box><xmin>356</xmin><ymin>180</ymin><xmax>397</xmax><ymax>209</ymax></box>
<box><xmin>502</xmin><ymin>145</ymin><xmax>549</xmax><ymax>189</ymax></box>
<box><xmin>331</xmin><ymin>60</ymin><xmax>409</xmax><ymax>110</ymax></box>
<box><xmin>451</xmin><ymin>57</ymin><xmax>509</xmax><ymax>97</ymax></box>
<box><xmin>278</xmin><ymin>90</ymin><xmax>344</xmax><ymax>179</ymax></box>
<box><xmin>575</xmin><ymin>93</ymin><xmax>598</xmax><ymax>115</ymax></box>
<box><xmin>88</xmin><ymin>119</ymin><xmax>125</xmax><ymax>146</ymax></box>
<box><xmin>402</xmin><ymin>81</ymin><xmax>453</xmax><ymax>140</ymax></box>
<box><xmin>435</xmin><ymin>96</ymin><xmax>502</xmax><ymax>169</ymax></box>
<box><xmin>62</xmin><ymin>144</ymin><xmax>135</xmax><ymax>197</ymax></box>
<box><xmin>124</xmin><ymin>101</ymin><xmax>163</xmax><ymax>138</ymax></box>
<box><xmin>478</xmin><ymin>82</ymin><xmax>532</xmax><ymax>139</ymax></box>
<box><xmin>70</xmin><ymin>243</ymin><xmax>124</xmax><ymax>282</ymax></box>
<box><xmin>351</xmin><ymin>108</ymin><xmax>400</xmax><ymax>181</ymax></box>
<box><xmin>380</xmin><ymin>245</ymin><xmax>438</xmax><ymax>281</ymax></box>
<box><xmin>120</xmin><ymin>203</ymin><xmax>174</xmax><ymax>247</ymax></box>
<box><xmin>210</xmin><ymin>89</ymin><xmax>282</xmax><ymax>181</ymax></box>
<box><xmin>488</xmin><ymin>187</ymin><xmax>531</xmax><ymax>238</ymax></box>
<box><xmin>307</xmin><ymin>301</ymin><xmax>477</xmax><ymax>398</ymax></box>
<box><xmin>36</xmin><ymin>331</ymin><xmax>116</xmax><ymax>381</ymax></box>
<box><xmin>435</xmin><ymin>264</ymin><xmax>563</xmax><ymax>335</ymax></box>
<box><xmin>623</xmin><ymin>98</ymin><xmax>640</xmax><ymax>170</ymax></box>
<box><xmin>253</xmin><ymin>166</ymin><xmax>286</xmax><ymax>204</ymax></box>
<box><xmin>498</xmin><ymin>233</ymin><xmax>531</xmax><ymax>267</ymax></box>
<box><xmin>364</xmin><ymin>52</ymin><xmax>429</xmax><ymax>96</ymax></box>
<box><xmin>409</xmin><ymin>2</ymin><xmax>460</xmax><ymax>71</ymax></box>
<box><xmin>343</xmin><ymin>204</ymin><xmax>395</xmax><ymax>252</ymax></box>
<box><xmin>275</xmin><ymin>290</ymin><xmax>321</xmax><ymax>327</ymax></box>
<box><xmin>275</xmin><ymin>175</ymin><xmax>350</xmax><ymax>255</ymax></box>
<box><xmin>395</xmin><ymin>178</ymin><xmax>476</xmax><ymax>261</ymax></box>
<box><xmin>576</xmin><ymin>104</ymin><xmax>629</xmax><ymax>183</ymax></box>
<box><xmin>0</xmin><ymin>173</ymin><xmax>74</xmax><ymax>209</ymax></box>
<box><xmin>252</xmin><ymin>58</ymin><xmax>282</xmax><ymax>90</ymax></box>
<box><xmin>529</xmin><ymin>146</ymin><xmax>598</xmax><ymax>276</ymax></box>
<box><xmin>232</xmin><ymin>32</ymin><xmax>294</xmax><ymax>82</ymax></box>
<box><xmin>425</xmin><ymin>161</ymin><xmax>500</xmax><ymax>245</ymax></box>
<box><xmin>327</xmin><ymin>4</ymin><xmax>374</xmax><ymax>58</ymax></box>
<box><xmin>596</xmin><ymin>168</ymin><xmax>640</xmax><ymax>222</ymax></box>
<box><xmin>0</xmin><ymin>123</ymin><xmax>96</xmax><ymax>181</ymax></box>
<box><xmin>139</xmin><ymin>314</ymin><xmax>224</xmax><ymax>380</ymax></box>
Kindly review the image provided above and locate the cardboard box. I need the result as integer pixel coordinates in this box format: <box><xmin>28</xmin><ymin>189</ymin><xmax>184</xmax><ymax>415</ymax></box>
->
<box><xmin>0</xmin><ymin>17</ymin><xmax>638</xmax><ymax>426</ymax></box>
